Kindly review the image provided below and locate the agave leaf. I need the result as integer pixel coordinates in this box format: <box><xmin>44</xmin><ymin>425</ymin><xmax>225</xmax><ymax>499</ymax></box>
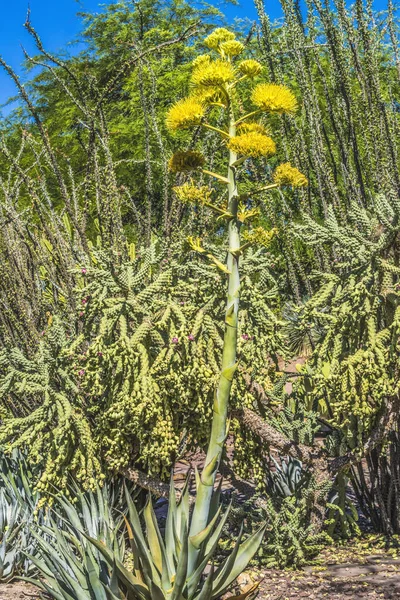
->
<box><xmin>23</xmin><ymin>552</ymin><xmax>56</xmax><ymax>581</ymax></box>
<box><xmin>208</xmin><ymin>478</ymin><xmax>223</xmax><ymax>522</ymax></box>
<box><xmin>201</xmin><ymin>455</ymin><xmax>219</xmax><ymax>487</ymax></box>
<box><xmin>57</xmin><ymin>496</ymin><xmax>87</xmax><ymax>532</ymax></box>
<box><xmin>82</xmin><ymin>534</ymin><xmax>151</xmax><ymax>600</ymax></box>
<box><xmin>144</xmin><ymin>497</ymin><xmax>173</xmax><ymax>592</ymax></box>
<box><xmin>194</xmin><ymin>467</ymin><xmax>201</xmax><ymax>493</ymax></box>
<box><xmin>86</xmin><ymin>551</ymin><xmax>108</xmax><ymax>600</ymax></box>
<box><xmin>143</xmin><ymin>496</ymin><xmax>164</xmax><ymax>575</ymax></box>
<box><xmin>195</xmin><ymin>563</ymin><xmax>214</xmax><ymax>600</ymax></box>
<box><xmin>123</xmin><ymin>516</ymin><xmax>143</xmax><ymax>580</ymax></box>
<box><xmin>165</xmin><ymin>477</ymin><xmax>177</xmax><ymax>570</ymax></box>
<box><xmin>189</xmin><ymin>505</ymin><xmax>222</xmax><ymax>550</ymax></box>
<box><xmin>97</xmin><ymin>485</ymin><xmax>106</xmax><ymax>524</ymax></box>
<box><xmin>186</xmin><ymin>505</ymin><xmax>231</xmax><ymax>600</ymax></box>
<box><xmin>169</xmin><ymin>520</ymin><xmax>188</xmax><ymax>600</ymax></box>
<box><xmin>205</xmin><ymin>503</ymin><xmax>231</xmax><ymax>555</ymax></box>
<box><xmin>123</xmin><ymin>485</ymin><xmax>160</xmax><ymax>586</ymax></box>
<box><xmin>211</xmin><ymin>524</ymin><xmax>266</xmax><ymax>598</ymax></box>
<box><xmin>39</xmin><ymin>582</ymin><xmax>70</xmax><ymax>600</ymax></box>
<box><xmin>175</xmin><ymin>476</ymin><xmax>190</xmax><ymax>542</ymax></box>
<box><xmin>109</xmin><ymin>559</ymin><xmax>122</xmax><ymax>598</ymax></box>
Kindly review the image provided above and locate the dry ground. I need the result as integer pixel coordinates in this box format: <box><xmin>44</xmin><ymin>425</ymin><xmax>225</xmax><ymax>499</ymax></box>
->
<box><xmin>3</xmin><ymin>553</ymin><xmax>400</xmax><ymax>600</ymax></box>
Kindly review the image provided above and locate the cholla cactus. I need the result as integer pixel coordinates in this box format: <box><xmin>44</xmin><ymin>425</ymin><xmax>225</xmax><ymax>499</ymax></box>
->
<box><xmin>166</xmin><ymin>27</ymin><xmax>307</xmax><ymax>571</ymax></box>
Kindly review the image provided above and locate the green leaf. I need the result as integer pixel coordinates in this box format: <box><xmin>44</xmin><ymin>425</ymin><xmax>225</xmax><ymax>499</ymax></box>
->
<box><xmin>212</xmin><ymin>524</ymin><xmax>266</xmax><ymax>598</ymax></box>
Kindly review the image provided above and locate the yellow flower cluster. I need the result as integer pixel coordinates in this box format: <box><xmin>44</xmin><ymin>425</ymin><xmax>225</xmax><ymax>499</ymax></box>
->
<box><xmin>238</xmin><ymin>59</ymin><xmax>263</xmax><ymax>77</ymax></box>
<box><xmin>192</xmin><ymin>59</ymin><xmax>235</xmax><ymax>87</ymax></box>
<box><xmin>228</xmin><ymin>132</ymin><xmax>276</xmax><ymax>158</ymax></box>
<box><xmin>220</xmin><ymin>40</ymin><xmax>244</xmax><ymax>57</ymax></box>
<box><xmin>168</xmin><ymin>150</ymin><xmax>205</xmax><ymax>173</ymax></box>
<box><xmin>238</xmin><ymin>121</ymin><xmax>271</xmax><ymax>136</ymax></box>
<box><xmin>191</xmin><ymin>87</ymin><xmax>223</xmax><ymax>104</ymax></box>
<box><xmin>204</xmin><ymin>28</ymin><xmax>235</xmax><ymax>50</ymax></box>
<box><xmin>252</xmin><ymin>83</ymin><xmax>298</xmax><ymax>114</ymax></box>
<box><xmin>243</xmin><ymin>226</ymin><xmax>278</xmax><ymax>248</ymax></box>
<box><xmin>192</xmin><ymin>54</ymin><xmax>211</xmax><ymax>68</ymax></box>
<box><xmin>173</xmin><ymin>182</ymin><xmax>211</xmax><ymax>204</ymax></box>
<box><xmin>273</xmin><ymin>162</ymin><xmax>308</xmax><ymax>187</ymax></box>
<box><xmin>166</xmin><ymin>97</ymin><xmax>205</xmax><ymax>130</ymax></box>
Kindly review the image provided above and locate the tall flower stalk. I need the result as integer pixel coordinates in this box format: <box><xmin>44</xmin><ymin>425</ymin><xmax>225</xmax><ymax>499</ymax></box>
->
<box><xmin>167</xmin><ymin>27</ymin><xmax>307</xmax><ymax>573</ymax></box>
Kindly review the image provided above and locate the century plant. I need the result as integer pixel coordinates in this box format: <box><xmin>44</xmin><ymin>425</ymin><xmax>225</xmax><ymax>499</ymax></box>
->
<box><xmin>167</xmin><ymin>28</ymin><xmax>307</xmax><ymax>571</ymax></box>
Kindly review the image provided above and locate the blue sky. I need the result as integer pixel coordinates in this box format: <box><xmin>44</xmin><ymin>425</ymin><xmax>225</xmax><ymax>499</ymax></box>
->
<box><xmin>0</xmin><ymin>0</ymin><xmax>388</xmax><ymax>115</ymax></box>
<box><xmin>0</xmin><ymin>0</ymin><xmax>270</xmax><ymax>114</ymax></box>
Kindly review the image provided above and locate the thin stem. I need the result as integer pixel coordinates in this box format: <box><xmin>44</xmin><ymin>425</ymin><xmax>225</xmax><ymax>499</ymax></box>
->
<box><xmin>202</xmin><ymin>123</ymin><xmax>231</xmax><ymax>139</ymax></box>
<box><xmin>251</xmin><ymin>183</ymin><xmax>279</xmax><ymax>195</ymax></box>
<box><xmin>202</xmin><ymin>169</ymin><xmax>229</xmax><ymax>184</ymax></box>
<box><xmin>234</xmin><ymin>110</ymin><xmax>262</xmax><ymax>126</ymax></box>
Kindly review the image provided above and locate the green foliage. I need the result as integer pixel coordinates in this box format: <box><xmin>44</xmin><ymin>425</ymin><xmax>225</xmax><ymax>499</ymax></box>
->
<box><xmin>259</xmin><ymin>496</ymin><xmax>330</xmax><ymax>569</ymax></box>
<box><xmin>26</xmin><ymin>483</ymin><xmax>129</xmax><ymax>599</ymax></box>
<box><xmin>0</xmin><ymin>238</ymin><xmax>284</xmax><ymax>490</ymax></box>
<box><xmin>265</xmin><ymin>456</ymin><xmax>308</xmax><ymax>500</ymax></box>
<box><xmin>75</xmin><ymin>241</ymin><xmax>284</xmax><ymax>478</ymax></box>
<box><xmin>226</xmin><ymin>492</ymin><xmax>330</xmax><ymax>570</ymax></box>
<box><xmin>0</xmin><ymin>450</ymin><xmax>41</xmax><ymax>580</ymax></box>
<box><xmin>0</xmin><ymin>318</ymin><xmax>101</xmax><ymax>498</ymax></box>
<box><xmin>293</xmin><ymin>198</ymin><xmax>400</xmax><ymax>446</ymax></box>
<box><xmin>88</xmin><ymin>480</ymin><xmax>264</xmax><ymax>600</ymax></box>
<box><xmin>27</xmin><ymin>480</ymin><xmax>264</xmax><ymax>600</ymax></box>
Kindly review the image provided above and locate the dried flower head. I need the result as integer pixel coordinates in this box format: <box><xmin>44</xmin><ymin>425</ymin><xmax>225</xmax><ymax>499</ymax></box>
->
<box><xmin>192</xmin><ymin>54</ymin><xmax>211</xmax><ymax>69</ymax></box>
<box><xmin>228</xmin><ymin>132</ymin><xmax>276</xmax><ymax>158</ymax></box>
<box><xmin>166</xmin><ymin>97</ymin><xmax>205</xmax><ymax>130</ymax></box>
<box><xmin>237</xmin><ymin>122</ymin><xmax>271</xmax><ymax>136</ymax></box>
<box><xmin>243</xmin><ymin>226</ymin><xmax>278</xmax><ymax>248</ymax></box>
<box><xmin>220</xmin><ymin>40</ymin><xmax>244</xmax><ymax>57</ymax></box>
<box><xmin>273</xmin><ymin>162</ymin><xmax>308</xmax><ymax>187</ymax></box>
<box><xmin>169</xmin><ymin>150</ymin><xmax>205</xmax><ymax>173</ymax></box>
<box><xmin>192</xmin><ymin>59</ymin><xmax>235</xmax><ymax>87</ymax></box>
<box><xmin>173</xmin><ymin>182</ymin><xmax>211</xmax><ymax>205</ymax></box>
<box><xmin>204</xmin><ymin>28</ymin><xmax>236</xmax><ymax>50</ymax></box>
<box><xmin>238</xmin><ymin>59</ymin><xmax>262</xmax><ymax>77</ymax></box>
<box><xmin>252</xmin><ymin>83</ymin><xmax>298</xmax><ymax>114</ymax></box>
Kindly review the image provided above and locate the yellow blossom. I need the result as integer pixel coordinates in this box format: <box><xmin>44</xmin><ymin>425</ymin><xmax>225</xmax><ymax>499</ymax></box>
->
<box><xmin>273</xmin><ymin>162</ymin><xmax>308</xmax><ymax>187</ymax></box>
<box><xmin>242</xmin><ymin>226</ymin><xmax>278</xmax><ymax>248</ymax></box>
<box><xmin>168</xmin><ymin>150</ymin><xmax>205</xmax><ymax>173</ymax></box>
<box><xmin>192</xmin><ymin>54</ymin><xmax>211</xmax><ymax>69</ymax></box>
<box><xmin>204</xmin><ymin>28</ymin><xmax>236</xmax><ymax>50</ymax></box>
<box><xmin>252</xmin><ymin>83</ymin><xmax>298</xmax><ymax>114</ymax></box>
<box><xmin>237</xmin><ymin>202</ymin><xmax>260</xmax><ymax>223</ymax></box>
<box><xmin>228</xmin><ymin>132</ymin><xmax>276</xmax><ymax>158</ymax></box>
<box><xmin>192</xmin><ymin>59</ymin><xmax>235</xmax><ymax>87</ymax></box>
<box><xmin>166</xmin><ymin>97</ymin><xmax>205</xmax><ymax>130</ymax></box>
<box><xmin>191</xmin><ymin>86</ymin><xmax>225</xmax><ymax>105</ymax></box>
<box><xmin>187</xmin><ymin>236</ymin><xmax>205</xmax><ymax>252</ymax></box>
<box><xmin>220</xmin><ymin>40</ymin><xmax>244</xmax><ymax>57</ymax></box>
<box><xmin>237</xmin><ymin>122</ymin><xmax>271</xmax><ymax>136</ymax></box>
<box><xmin>238</xmin><ymin>59</ymin><xmax>262</xmax><ymax>77</ymax></box>
<box><xmin>173</xmin><ymin>182</ymin><xmax>211</xmax><ymax>204</ymax></box>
